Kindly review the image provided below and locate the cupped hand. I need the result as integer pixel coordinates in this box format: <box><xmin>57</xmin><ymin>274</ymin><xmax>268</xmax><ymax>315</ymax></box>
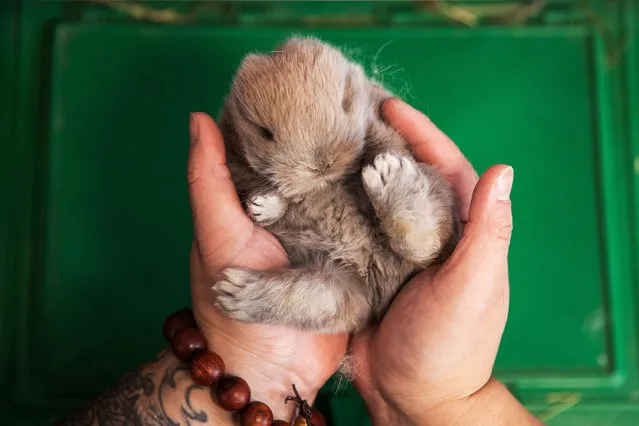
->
<box><xmin>352</xmin><ymin>99</ymin><xmax>522</xmax><ymax>425</ymax></box>
<box><xmin>186</xmin><ymin>112</ymin><xmax>348</xmax><ymax>420</ymax></box>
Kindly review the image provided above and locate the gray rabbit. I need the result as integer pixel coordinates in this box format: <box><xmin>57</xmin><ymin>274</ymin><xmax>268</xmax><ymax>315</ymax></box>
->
<box><xmin>214</xmin><ymin>36</ymin><xmax>460</xmax><ymax>334</ymax></box>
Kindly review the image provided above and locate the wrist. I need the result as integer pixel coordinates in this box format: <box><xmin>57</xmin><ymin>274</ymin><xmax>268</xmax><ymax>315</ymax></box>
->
<box><xmin>195</xmin><ymin>309</ymin><xmax>324</xmax><ymax>421</ymax></box>
<box><xmin>359</xmin><ymin>387</ymin><xmax>418</xmax><ymax>426</ymax></box>
<box><xmin>400</xmin><ymin>378</ymin><xmax>541</xmax><ymax>426</ymax></box>
<box><xmin>361</xmin><ymin>378</ymin><xmax>542</xmax><ymax>426</ymax></box>
<box><xmin>156</xmin><ymin>349</ymin><xmax>234</xmax><ymax>425</ymax></box>
<box><xmin>429</xmin><ymin>377</ymin><xmax>541</xmax><ymax>426</ymax></box>
<box><xmin>159</xmin><ymin>351</ymin><xmax>313</xmax><ymax>425</ymax></box>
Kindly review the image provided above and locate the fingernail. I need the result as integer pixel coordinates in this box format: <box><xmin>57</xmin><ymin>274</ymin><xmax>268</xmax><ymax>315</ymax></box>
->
<box><xmin>189</xmin><ymin>113</ymin><xmax>199</xmax><ymax>145</ymax></box>
<box><xmin>496</xmin><ymin>166</ymin><xmax>514</xmax><ymax>201</ymax></box>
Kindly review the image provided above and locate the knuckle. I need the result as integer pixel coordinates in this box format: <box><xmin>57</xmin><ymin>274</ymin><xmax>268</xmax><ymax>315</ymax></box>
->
<box><xmin>186</xmin><ymin>165</ymin><xmax>201</xmax><ymax>188</ymax></box>
<box><xmin>493</xmin><ymin>222</ymin><xmax>513</xmax><ymax>242</ymax></box>
<box><xmin>490</xmin><ymin>205</ymin><xmax>513</xmax><ymax>242</ymax></box>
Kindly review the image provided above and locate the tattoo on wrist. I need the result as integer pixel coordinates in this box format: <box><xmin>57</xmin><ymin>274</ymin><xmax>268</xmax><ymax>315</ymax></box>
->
<box><xmin>55</xmin><ymin>348</ymin><xmax>210</xmax><ymax>426</ymax></box>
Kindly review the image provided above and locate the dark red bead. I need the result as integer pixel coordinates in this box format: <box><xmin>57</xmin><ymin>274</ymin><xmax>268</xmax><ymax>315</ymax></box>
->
<box><xmin>215</xmin><ymin>375</ymin><xmax>251</xmax><ymax>411</ymax></box>
<box><xmin>272</xmin><ymin>421</ymin><xmax>290</xmax><ymax>426</ymax></box>
<box><xmin>240</xmin><ymin>401</ymin><xmax>273</xmax><ymax>426</ymax></box>
<box><xmin>191</xmin><ymin>350</ymin><xmax>225</xmax><ymax>386</ymax></box>
<box><xmin>163</xmin><ymin>308</ymin><xmax>195</xmax><ymax>342</ymax></box>
<box><xmin>310</xmin><ymin>408</ymin><xmax>325</xmax><ymax>426</ymax></box>
<box><xmin>292</xmin><ymin>409</ymin><xmax>325</xmax><ymax>426</ymax></box>
<box><xmin>170</xmin><ymin>326</ymin><xmax>207</xmax><ymax>361</ymax></box>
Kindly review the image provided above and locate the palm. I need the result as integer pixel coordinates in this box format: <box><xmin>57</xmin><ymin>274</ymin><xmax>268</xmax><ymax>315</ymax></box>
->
<box><xmin>191</xmin><ymin>223</ymin><xmax>348</xmax><ymax>390</ymax></box>
<box><xmin>349</xmin><ymin>98</ymin><xmax>517</xmax><ymax>420</ymax></box>
<box><xmin>354</xmin><ymin>265</ymin><xmax>507</xmax><ymax>414</ymax></box>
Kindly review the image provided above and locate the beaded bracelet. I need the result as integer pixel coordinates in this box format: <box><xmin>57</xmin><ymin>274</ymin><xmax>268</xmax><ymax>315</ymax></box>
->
<box><xmin>163</xmin><ymin>308</ymin><xmax>325</xmax><ymax>426</ymax></box>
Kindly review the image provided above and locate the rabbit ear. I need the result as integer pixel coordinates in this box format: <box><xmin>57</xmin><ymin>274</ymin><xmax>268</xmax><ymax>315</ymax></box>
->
<box><xmin>363</xmin><ymin>83</ymin><xmax>411</xmax><ymax>164</ymax></box>
<box><xmin>239</xmin><ymin>53</ymin><xmax>268</xmax><ymax>68</ymax></box>
<box><xmin>342</xmin><ymin>63</ymin><xmax>377</xmax><ymax>114</ymax></box>
<box><xmin>273</xmin><ymin>35</ymin><xmax>323</xmax><ymax>54</ymax></box>
<box><xmin>364</xmin><ymin>82</ymin><xmax>393</xmax><ymax>135</ymax></box>
<box><xmin>342</xmin><ymin>71</ymin><xmax>356</xmax><ymax>114</ymax></box>
<box><xmin>369</xmin><ymin>83</ymin><xmax>394</xmax><ymax>113</ymax></box>
<box><xmin>231</xmin><ymin>53</ymin><xmax>270</xmax><ymax>90</ymax></box>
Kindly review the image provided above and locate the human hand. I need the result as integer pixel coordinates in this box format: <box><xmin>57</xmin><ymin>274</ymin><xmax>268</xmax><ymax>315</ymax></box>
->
<box><xmin>186</xmin><ymin>112</ymin><xmax>348</xmax><ymax>421</ymax></box>
<box><xmin>351</xmin><ymin>99</ymin><xmax>540</xmax><ymax>425</ymax></box>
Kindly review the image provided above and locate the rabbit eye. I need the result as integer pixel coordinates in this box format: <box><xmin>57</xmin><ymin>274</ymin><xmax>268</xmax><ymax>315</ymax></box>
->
<box><xmin>259</xmin><ymin>126</ymin><xmax>274</xmax><ymax>141</ymax></box>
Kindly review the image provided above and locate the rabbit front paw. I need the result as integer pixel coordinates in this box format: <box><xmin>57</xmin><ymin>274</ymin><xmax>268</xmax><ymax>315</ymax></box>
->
<box><xmin>246</xmin><ymin>193</ymin><xmax>287</xmax><ymax>226</ymax></box>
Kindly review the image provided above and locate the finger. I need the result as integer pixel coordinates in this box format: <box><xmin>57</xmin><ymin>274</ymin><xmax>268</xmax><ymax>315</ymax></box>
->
<box><xmin>437</xmin><ymin>164</ymin><xmax>514</xmax><ymax>302</ymax></box>
<box><xmin>187</xmin><ymin>112</ymin><xmax>253</xmax><ymax>249</ymax></box>
<box><xmin>347</xmin><ymin>325</ymin><xmax>383</xmax><ymax>397</ymax></box>
<box><xmin>381</xmin><ymin>99</ymin><xmax>479</xmax><ymax>221</ymax></box>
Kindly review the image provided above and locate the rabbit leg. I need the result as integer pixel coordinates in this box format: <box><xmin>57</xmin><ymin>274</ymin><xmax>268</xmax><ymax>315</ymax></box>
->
<box><xmin>213</xmin><ymin>264</ymin><xmax>371</xmax><ymax>333</ymax></box>
<box><xmin>362</xmin><ymin>152</ymin><xmax>458</xmax><ymax>266</ymax></box>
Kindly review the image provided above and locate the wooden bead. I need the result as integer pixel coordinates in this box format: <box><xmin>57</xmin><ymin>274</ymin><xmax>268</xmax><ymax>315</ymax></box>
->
<box><xmin>240</xmin><ymin>401</ymin><xmax>273</xmax><ymax>426</ymax></box>
<box><xmin>215</xmin><ymin>375</ymin><xmax>251</xmax><ymax>411</ymax></box>
<box><xmin>163</xmin><ymin>308</ymin><xmax>195</xmax><ymax>342</ymax></box>
<box><xmin>310</xmin><ymin>408</ymin><xmax>325</xmax><ymax>426</ymax></box>
<box><xmin>292</xmin><ymin>417</ymin><xmax>307</xmax><ymax>426</ymax></box>
<box><xmin>292</xmin><ymin>411</ymin><xmax>324</xmax><ymax>426</ymax></box>
<box><xmin>272</xmin><ymin>421</ymin><xmax>290</xmax><ymax>426</ymax></box>
<box><xmin>191</xmin><ymin>350</ymin><xmax>225</xmax><ymax>386</ymax></box>
<box><xmin>170</xmin><ymin>326</ymin><xmax>207</xmax><ymax>361</ymax></box>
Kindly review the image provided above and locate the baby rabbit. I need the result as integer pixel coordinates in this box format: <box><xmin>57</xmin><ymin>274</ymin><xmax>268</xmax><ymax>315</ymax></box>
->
<box><xmin>215</xmin><ymin>36</ymin><xmax>460</xmax><ymax>334</ymax></box>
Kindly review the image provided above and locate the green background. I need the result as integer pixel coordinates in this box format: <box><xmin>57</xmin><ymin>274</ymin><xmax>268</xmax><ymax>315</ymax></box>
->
<box><xmin>1</xmin><ymin>1</ymin><xmax>638</xmax><ymax>424</ymax></box>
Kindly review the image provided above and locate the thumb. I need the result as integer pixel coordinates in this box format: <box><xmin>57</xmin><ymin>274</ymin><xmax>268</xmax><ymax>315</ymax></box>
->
<box><xmin>437</xmin><ymin>164</ymin><xmax>514</xmax><ymax>298</ymax></box>
<box><xmin>187</xmin><ymin>112</ymin><xmax>253</xmax><ymax>256</ymax></box>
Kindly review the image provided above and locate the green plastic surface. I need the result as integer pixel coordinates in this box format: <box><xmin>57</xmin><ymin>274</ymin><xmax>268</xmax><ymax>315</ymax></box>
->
<box><xmin>43</xmin><ymin>23</ymin><xmax>610</xmax><ymax>385</ymax></box>
<box><xmin>2</xmin><ymin>1</ymin><xmax>639</xmax><ymax>425</ymax></box>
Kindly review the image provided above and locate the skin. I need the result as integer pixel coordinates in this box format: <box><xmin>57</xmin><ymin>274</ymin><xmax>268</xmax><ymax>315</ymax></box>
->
<box><xmin>55</xmin><ymin>99</ymin><xmax>543</xmax><ymax>426</ymax></box>
<box><xmin>351</xmin><ymin>99</ymin><xmax>543</xmax><ymax>425</ymax></box>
